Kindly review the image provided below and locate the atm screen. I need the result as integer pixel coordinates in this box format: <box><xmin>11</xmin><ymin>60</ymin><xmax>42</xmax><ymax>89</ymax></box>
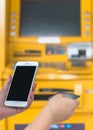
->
<box><xmin>20</xmin><ymin>0</ymin><xmax>80</xmax><ymax>36</ymax></box>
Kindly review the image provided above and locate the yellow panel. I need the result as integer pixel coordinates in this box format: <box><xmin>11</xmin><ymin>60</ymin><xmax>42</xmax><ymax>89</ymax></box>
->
<box><xmin>5</xmin><ymin>108</ymin><xmax>93</xmax><ymax>130</ymax></box>
<box><xmin>0</xmin><ymin>120</ymin><xmax>6</xmax><ymax>130</ymax></box>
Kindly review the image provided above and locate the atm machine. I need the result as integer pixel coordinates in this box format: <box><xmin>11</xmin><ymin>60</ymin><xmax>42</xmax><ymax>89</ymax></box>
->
<box><xmin>0</xmin><ymin>0</ymin><xmax>93</xmax><ymax>130</ymax></box>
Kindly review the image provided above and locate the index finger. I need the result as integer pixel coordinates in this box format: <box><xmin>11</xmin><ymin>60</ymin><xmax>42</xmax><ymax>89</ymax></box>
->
<box><xmin>32</xmin><ymin>83</ymin><xmax>37</xmax><ymax>91</ymax></box>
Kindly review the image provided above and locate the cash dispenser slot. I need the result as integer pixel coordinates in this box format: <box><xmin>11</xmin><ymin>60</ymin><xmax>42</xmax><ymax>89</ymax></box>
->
<box><xmin>34</xmin><ymin>94</ymin><xmax>53</xmax><ymax>100</ymax></box>
<box><xmin>39</xmin><ymin>88</ymin><xmax>73</xmax><ymax>92</ymax></box>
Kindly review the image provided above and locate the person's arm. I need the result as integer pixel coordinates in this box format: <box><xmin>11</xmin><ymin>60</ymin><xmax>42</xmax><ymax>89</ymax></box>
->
<box><xmin>25</xmin><ymin>105</ymin><xmax>53</xmax><ymax>130</ymax></box>
<box><xmin>0</xmin><ymin>76</ymin><xmax>36</xmax><ymax>120</ymax></box>
<box><xmin>25</xmin><ymin>94</ymin><xmax>79</xmax><ymax>130</ymax></box>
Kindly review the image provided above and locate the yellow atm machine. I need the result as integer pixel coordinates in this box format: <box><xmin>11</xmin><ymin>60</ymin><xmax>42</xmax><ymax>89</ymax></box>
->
<box><xmin>0</xmin><ymin>0</ymin><xmax>93</xmax><ymax>130</ymax></box>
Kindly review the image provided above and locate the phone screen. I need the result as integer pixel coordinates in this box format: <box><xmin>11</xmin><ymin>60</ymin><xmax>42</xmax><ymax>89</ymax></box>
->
<box><xmin>6</xmin><ymin>66</ymin><xmax>36</xmax><ymax>101</ymax></box>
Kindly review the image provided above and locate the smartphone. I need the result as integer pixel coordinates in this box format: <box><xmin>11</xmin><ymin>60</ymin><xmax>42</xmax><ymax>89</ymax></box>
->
<box><xmin>4</xmin><ymin>61</ymin><xmax>38</xmax><ymax>108</ymax></box>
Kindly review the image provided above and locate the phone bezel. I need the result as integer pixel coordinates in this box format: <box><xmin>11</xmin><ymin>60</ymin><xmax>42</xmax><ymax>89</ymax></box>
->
<box><xmin>4</xmin><ymin>61</ymin><xmax>38</xmax><ymax>108</ymax></box>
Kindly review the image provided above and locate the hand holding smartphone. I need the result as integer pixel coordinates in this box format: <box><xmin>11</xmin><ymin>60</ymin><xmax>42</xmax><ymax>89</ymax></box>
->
<box><xmin>4</xmin><ymin>61</ymin><xmax>38</xmax><ymax>108</ymax></box>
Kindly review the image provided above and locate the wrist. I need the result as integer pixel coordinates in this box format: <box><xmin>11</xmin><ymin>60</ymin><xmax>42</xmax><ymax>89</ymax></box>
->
<box><xmin>25</xmin><ymin>105</ymin><xmax>53</xmax><ymax>130</ymax></box>
<box><xmin>44</xmin><ymin>104</ymin><xmax>54</xmax><ymax>124</ymax></box>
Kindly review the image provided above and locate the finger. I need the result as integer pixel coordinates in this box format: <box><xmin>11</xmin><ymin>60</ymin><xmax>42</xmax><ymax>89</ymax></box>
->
<box><xmin>48</xmin><ymin>93</ymin><xmax>64</xmax><ymax>100</ymax></box>
<box><xmin>28</xmin><ymin>96</ymin><xmax>34</xmax><ymax>106</ymax></box>
<box><xmin>0</xmin><ymin>76</ymin><xmax>12</xmax><ymax>101</ymax></box>
<box><xmin>75</xmin><ymin>100</ymin><xmax>80</xmax><ymax>106</ymax></box>
<box><xmin>32</xmin><ymin>83</ymin><xmax>37</xmax><ymax>91</ymax></box>
<box><xmin>28</xmin><ymin>91</ymin><xmax>33</xmax><ymax>99</ymax></box>
<box><xmin>27</xmin><ymin>92</ymin><xmax>34</xmax><ymax>107</ymax></box>
<box><xmin>56</xmin><ymin>93</ymin><xmax>64</xmax><ymax>97</ymax></box>
<box><xmin>3</xmin><ymin>76</ymin><xmax>12</xmax><ymax>90</ymax></box>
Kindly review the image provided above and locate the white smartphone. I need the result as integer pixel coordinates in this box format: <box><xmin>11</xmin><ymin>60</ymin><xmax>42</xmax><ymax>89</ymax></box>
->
<box><xmin>4</xmin><ymin>61</ymin><xmax>38</xmax><ymax>108</ymax></box>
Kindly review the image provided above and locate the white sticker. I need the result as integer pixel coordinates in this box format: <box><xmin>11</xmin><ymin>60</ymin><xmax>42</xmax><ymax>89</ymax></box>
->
<box><xmin>38</xmin><ymin>37</ymin><xmax>60</xmax><ymax>44</ymax></box>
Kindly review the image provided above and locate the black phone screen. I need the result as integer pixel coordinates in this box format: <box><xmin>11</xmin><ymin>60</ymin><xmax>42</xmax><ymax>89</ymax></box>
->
<box><xmin>6</xmin><ymin>66</ymin><xmax>36</xmax><ymax>101</ymax></box>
